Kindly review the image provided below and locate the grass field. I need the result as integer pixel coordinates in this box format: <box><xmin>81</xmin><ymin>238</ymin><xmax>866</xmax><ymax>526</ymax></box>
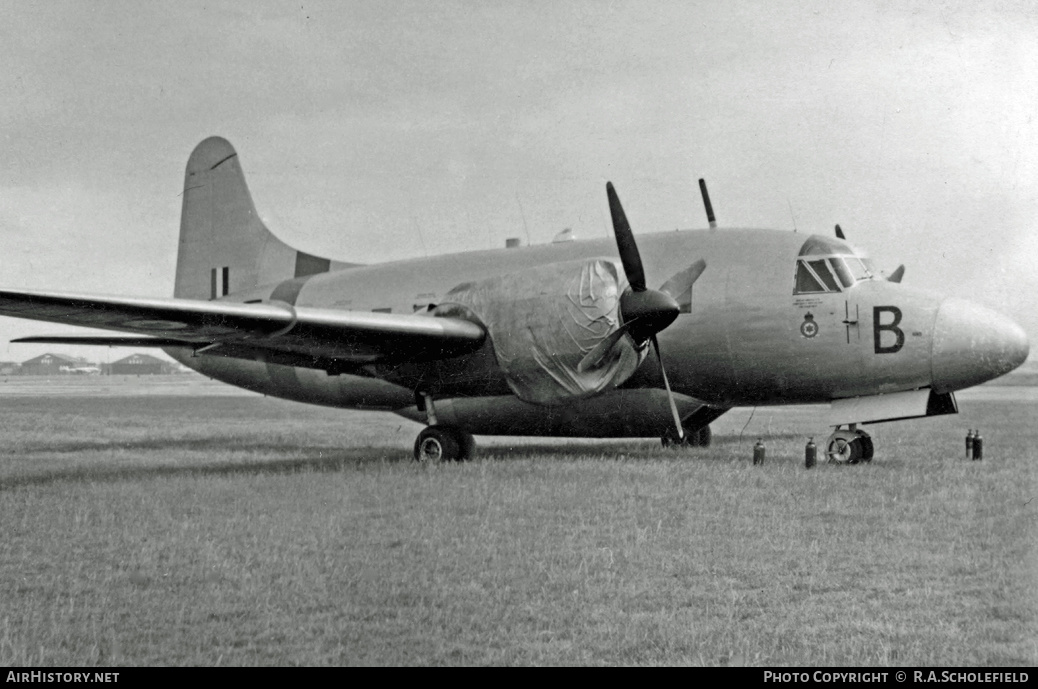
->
<box><xmin>0</xmin><ymin>386</ymin><xmax>1034</xmax><ymax>666</ymax></box>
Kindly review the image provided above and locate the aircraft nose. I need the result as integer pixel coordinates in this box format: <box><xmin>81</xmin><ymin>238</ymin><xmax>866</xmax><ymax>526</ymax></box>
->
<box><xmin>931</xmin><ymin>298</ymin><xmax>1029</xmax><ymax>392</ymax></box>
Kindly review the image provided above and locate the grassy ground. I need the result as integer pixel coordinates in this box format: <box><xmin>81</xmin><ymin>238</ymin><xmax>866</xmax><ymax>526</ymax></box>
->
<box><xmin>0</xmin><ymin>393</ymin><xmax>1034</xmax><ymax>666</ymax></box>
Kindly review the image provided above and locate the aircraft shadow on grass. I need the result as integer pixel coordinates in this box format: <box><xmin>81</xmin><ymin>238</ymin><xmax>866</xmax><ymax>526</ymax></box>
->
<box><xmin>8</xmin><ymin>437</ymin><xmax>351</xmax><ymax>456</ymax></box>
<box><xmin>1</xmin><ymin>453</ymin><xmax>387</xmax><ymax>491</ymax></box>
<box><xmin>0</xmin><ymin>431</ymin><xmax>855</xmax><ymax>490</ymax></box>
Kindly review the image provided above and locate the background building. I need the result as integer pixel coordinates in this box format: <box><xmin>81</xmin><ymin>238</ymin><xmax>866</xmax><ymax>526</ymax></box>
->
<box><xmin>107</xmin><ymin>353</ymin><xmax>176</xmax><ymax>376</ymax></box>
<box><xmin>20</xmin><ymin>353</ymin><xmax>91</xmax><ymax>375</ymax></box>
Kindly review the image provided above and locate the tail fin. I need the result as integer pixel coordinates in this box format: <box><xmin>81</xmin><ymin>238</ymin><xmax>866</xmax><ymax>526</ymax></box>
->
<box><xmin>174</xmin><ymin>137</ymin><xmax>347</xmax><ymax>300</ymax></box>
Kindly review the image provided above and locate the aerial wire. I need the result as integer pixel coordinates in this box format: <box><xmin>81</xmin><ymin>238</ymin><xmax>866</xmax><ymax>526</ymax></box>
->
<box><xmin>515</xmin><ymin>191</ymin><xmax>532</xmax><ymax>246</ymax></box>
<box><xmin>411</xmin><ymin>216</ymin><xmax>429</xmax><ymax>258</ymax></box>
<box><xmin>738</xmin><ymin>406</ymin><xmax>758</xmax><ymax>442</ymax></box>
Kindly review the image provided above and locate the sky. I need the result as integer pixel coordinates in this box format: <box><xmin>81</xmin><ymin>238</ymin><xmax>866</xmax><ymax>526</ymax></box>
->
<box><xmin>1</xmin><ymin>0</ymin><xmax>1036</xmax><ymax>365</ymax></box>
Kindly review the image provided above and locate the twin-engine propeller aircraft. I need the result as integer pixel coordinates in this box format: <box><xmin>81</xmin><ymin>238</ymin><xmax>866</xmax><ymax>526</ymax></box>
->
<box><xmin>3</xmin><ymin>137</ymin><xmax>1029</xmax><ymax>463</ymax></box>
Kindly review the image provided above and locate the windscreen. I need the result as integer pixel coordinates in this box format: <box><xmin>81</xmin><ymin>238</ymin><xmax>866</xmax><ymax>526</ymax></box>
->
<box><xmin>795</xmin><ymin>236</ymin><xmax>875</xmax><ymax>294</ymax></box>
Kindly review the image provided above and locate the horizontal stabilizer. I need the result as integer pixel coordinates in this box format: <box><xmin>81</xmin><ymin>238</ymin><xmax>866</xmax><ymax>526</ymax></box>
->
<box><xmin>0</xmin><ymin>288</ymin><xmax>486</xmax><ymax>365</ymax></box>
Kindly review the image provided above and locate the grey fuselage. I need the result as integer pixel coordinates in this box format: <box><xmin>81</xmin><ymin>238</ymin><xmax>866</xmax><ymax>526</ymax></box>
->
<box><xmin>165</xmin><ymin>227</ymin><xmax>1028</xmax><ymax>429</ymax></box>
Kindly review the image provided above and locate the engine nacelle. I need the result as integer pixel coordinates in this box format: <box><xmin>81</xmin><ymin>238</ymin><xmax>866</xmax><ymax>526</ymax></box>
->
<box><xmin>442</xmin><ymin>258</ymin><xmax>647</xmax><ymax>405</ymax></box>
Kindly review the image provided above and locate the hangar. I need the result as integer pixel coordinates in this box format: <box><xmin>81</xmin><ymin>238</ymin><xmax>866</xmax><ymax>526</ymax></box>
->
<box><xmin>20</xmin><ymin>353</ymin><xmax>88</xmax><ymax>375</ymax></box>
<box><xmin>107</xmin><ymin>353</ymin><xmax>176</xmax><ymax>376</ymax></box>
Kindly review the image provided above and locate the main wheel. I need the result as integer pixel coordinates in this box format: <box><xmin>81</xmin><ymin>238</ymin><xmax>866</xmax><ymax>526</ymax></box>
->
<box><xmin>455</xmin><ymin>429</ymin><xmax>476</xmax><ymax>461</ymax></box>
<box><xmin>413</xmin><ymin>426</ymin><xmax>475</xmax><ymax>462</ymax></box>
<box><xmin>414</xmin><ymin>426</ymin><xmax>460</xmax><ymax>462</ymax></box>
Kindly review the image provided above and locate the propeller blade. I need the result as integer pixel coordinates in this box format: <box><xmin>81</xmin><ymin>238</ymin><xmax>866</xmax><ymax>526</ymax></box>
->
<box><xmin>652</xmin><ymin>335</ymin><xmax>683</xmax><ymax>440</ymax></box>
<box><xmin>835</xmin><ymin>224</ymin><xmax>845</xmax><ymax>240</ymax></box>
<box><xmin>887</xmin><ymin>265</ymin><xmax>905</xmax><ymax>283</ymax></box>
<box><xmin>659</xmin><ymin>259</ymin><xmax>707</xmax><ymax>311</ymax></box>
<box><xmin>606</xmin><ymin>182</ymin><xmax>646</xmax><ymax>291</ymax></box>
<box><xmin>577</xmin><ymin>321</ymin><xmax>634</xmax><ymax>373</ymax></box>
<box><xmin>586</xmin><ymin>183</ymin><xmax>683</xmax><ymax>375</ymax></box>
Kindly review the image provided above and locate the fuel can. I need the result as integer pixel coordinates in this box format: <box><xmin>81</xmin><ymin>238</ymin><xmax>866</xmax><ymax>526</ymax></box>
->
<box><xmin>965</xmin><ymin>430</ymin><xmax>974</xmax><ymax>459</ymax></box>
<box><xmin>753</xmin><ymin>438</ymin><xmax>765</xmax><ymax>465</ymax></box>
<box><xmin>805</xmin><ymin>437</ymin><xmax>816</xmax><ymax>469</ymax></box>
<box><xmin>972</xmin><ymin>430</ymin><xmax>983</xmax><ymax>461</ymax></box>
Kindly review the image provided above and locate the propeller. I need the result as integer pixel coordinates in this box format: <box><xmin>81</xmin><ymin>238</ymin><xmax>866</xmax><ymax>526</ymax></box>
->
<box><xmin>576</xmin><ymin>182</ymin><xmax>696</xmax><ymax>439</ymax></box>
<box><xmin>659</xmin><ymin>259</ymin><xmax>706</xmax><ymax>312</ymax></box>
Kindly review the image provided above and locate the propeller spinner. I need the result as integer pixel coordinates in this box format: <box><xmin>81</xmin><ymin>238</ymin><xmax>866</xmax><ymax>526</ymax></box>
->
<box><xmin>577</xmin><ymin>182</ymin><xmax>699</xmax><ymax>439</ymax></box>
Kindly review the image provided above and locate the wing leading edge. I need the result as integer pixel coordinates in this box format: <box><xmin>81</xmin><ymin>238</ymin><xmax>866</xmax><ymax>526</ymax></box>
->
<box><xmin>1</xmin><ymin>288</ymin><xmax>486</xmax><ymax>367</ymax></box>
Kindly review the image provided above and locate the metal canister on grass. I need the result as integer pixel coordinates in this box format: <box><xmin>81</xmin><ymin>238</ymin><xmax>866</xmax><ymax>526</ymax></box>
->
<box><xmin>966</xmin><ymin>429</ymin><xmax>974</xmax><ymax>459</ymax></box>
<box><xmin>972</xmin><ymin>430</ymin><xmax>983</xmax><ymax>461</ymax></box>
<box><xmin>805</xmin><ymin>437</ymin><xmax>816</xmax><ymax>468</ymax></box>
<box><xmin>753</xmin><ymin>438</ymin><xmax>765</xmax><ymax>465</ymax></box>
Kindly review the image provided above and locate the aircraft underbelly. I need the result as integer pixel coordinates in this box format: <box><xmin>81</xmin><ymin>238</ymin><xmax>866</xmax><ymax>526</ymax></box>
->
<box><xmin>393</xmin><ymin>390</ymin><xmax>711</xmax><ymax>438</ymax></box>
<box><xmin>165</xmin><ymin>347</ymin><xmax>414</xmax><ymax>410</ymax></box>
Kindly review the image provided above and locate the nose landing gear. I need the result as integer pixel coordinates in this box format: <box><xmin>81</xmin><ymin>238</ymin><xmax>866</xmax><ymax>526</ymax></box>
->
<box><xmin>825</xmin><ymin>425</ymin><xmax>873</xmax><ymax>464</ymax></box>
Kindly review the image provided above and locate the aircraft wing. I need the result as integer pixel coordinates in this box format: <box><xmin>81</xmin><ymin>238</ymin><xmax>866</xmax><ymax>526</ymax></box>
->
<box><xmin>0</xmin><ymin>288</ymin><xmax>486</xmax><ymax>366</ymax></box>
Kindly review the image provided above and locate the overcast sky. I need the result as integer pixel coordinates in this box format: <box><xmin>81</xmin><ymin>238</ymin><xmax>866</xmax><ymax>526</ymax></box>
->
<box><xmin>1</xmin><ymin>1</ymin><xmax>1036</xmax><ymax>364</ymax></box>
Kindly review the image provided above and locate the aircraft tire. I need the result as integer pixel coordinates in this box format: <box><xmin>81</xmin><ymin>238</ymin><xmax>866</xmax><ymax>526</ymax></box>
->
<box><xmin>856</xmin><ymin>431</ymin><xmax>874</xmax><ymax>462</ymax></box>
<box><xmin>414</xmin><ymin>426</ymin><xmax>461</xmax><ymax>463</ymax></box>
<box><xmin>826</xmin><ymin>430</ymin><xmax>871</xmax><ymax>464</ymax></box>
<box><xmin>456</xmin><ymin>429</ymin><xmax>476</xmax><ymax>461</ymax></box>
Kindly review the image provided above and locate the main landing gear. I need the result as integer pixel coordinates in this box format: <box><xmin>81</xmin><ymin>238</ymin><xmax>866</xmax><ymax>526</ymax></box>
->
<box><xmin>661</xmin><ymin>424</ymin><xmax>712</xmax><ymax>448</ymax></box>
<box><xmin>825</xmin><ymin>424</ymin><xmax>874</xmax><ymax>464</ymax></box>
<box><xmin>413</xmin><ymin>425</ymin><xmax>475</xmax><ymax>462</ymax></box>
<box><xmin>413</xmin><ymin>393</ymin><xmax>475</xmax><ymax>462</ymax></box>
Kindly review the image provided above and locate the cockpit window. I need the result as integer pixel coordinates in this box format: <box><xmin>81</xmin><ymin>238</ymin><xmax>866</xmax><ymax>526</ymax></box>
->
<box><xmin>830</xmin><ymin>257</ymin><xmax>854</xmax><ymax>288</ymax></box>
<box><xmin>795</xmin><ymin>261</ymin><xmax>826</xmax><ymax>293</ymax></box>
<box><xmin>844</xmin><ymin>257</ymin><xmax>872</xmax><ymax>281</ymax></box>
<box><xmin>795</xmin><ymin>236</ymin><xmax>875</xmax><ymax>295</ymax></box>
<box><xmin>808</xmin><ymin>259</ymin><xmax>841</xmax><ymax>291</ymax></box>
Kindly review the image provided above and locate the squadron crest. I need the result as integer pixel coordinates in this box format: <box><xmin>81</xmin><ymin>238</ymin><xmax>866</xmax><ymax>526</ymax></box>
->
<box><xmin>800</xmin><ymin>312</ymin><xmax>818</xmax><ymax>338</ymax></box>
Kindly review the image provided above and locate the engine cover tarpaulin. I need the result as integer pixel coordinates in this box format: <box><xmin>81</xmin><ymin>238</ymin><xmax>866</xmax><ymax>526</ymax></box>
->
<box><xmin>446</xmin><ymin>258</ymin><xmax>646</xmax><ymax>405</ymax></box>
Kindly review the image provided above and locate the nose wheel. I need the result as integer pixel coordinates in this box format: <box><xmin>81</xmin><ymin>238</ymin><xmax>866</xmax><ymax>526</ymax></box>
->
<box><xmin>825</xmin><ymin>427</ymin><xmax>874</xmax><ymax>464</ymax></box>
<box><xmin>413</xmin><ymin>425</ymin><xmax>476</xmax><ymax>462</ymax></box>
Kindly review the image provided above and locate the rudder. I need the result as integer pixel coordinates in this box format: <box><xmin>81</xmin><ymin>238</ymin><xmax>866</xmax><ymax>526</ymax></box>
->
<box><xmin>174</xmin><ymin>137</ymin><xmax>342</xmax><ymax>300</ymax></box>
